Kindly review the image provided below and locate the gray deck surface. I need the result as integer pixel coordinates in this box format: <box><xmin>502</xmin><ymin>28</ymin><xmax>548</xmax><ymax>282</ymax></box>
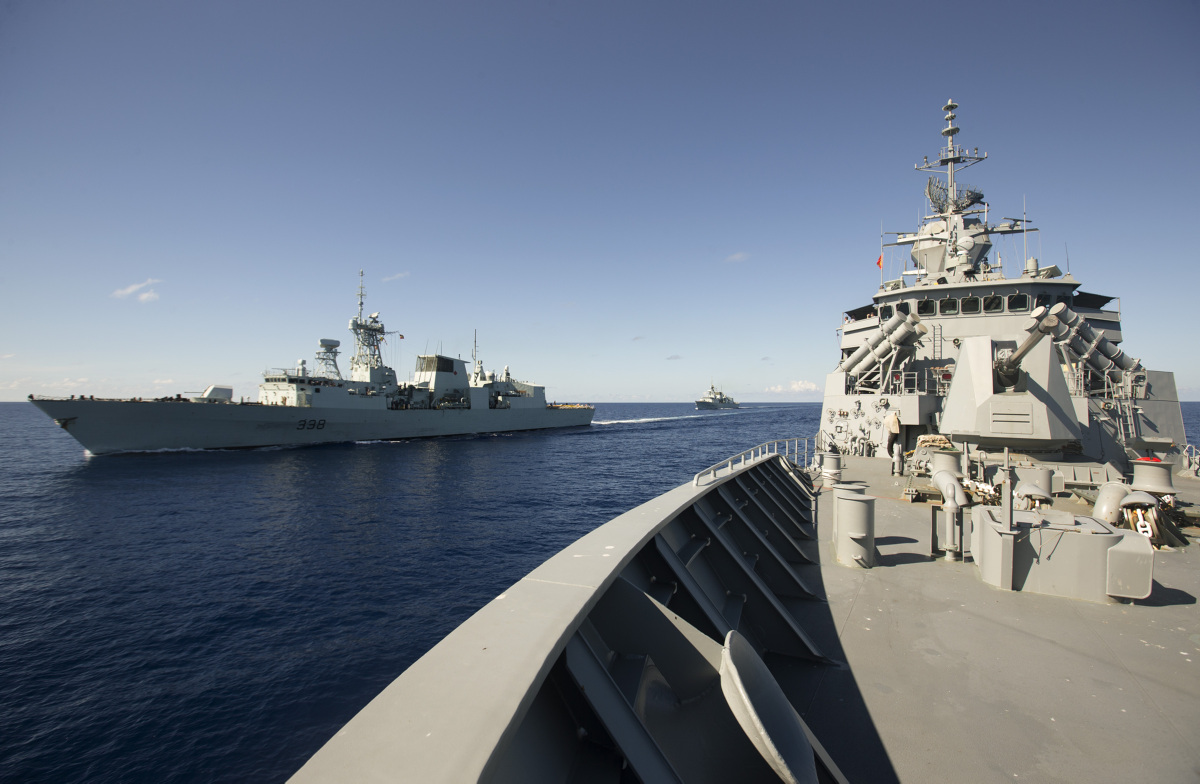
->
<box><xmin>797</xmin><ymin>456</ymin><xmax>1200</xmax><ymax>783</ymax></box>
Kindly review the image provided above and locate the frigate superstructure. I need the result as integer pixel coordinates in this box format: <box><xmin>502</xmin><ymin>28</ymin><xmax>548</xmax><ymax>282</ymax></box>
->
<box><xmin>819</xmin><ymin>101</ymin><xmax>1186</xmax><ymax>480</ymax></box>
<box><xmin>695</xmin><ymin>384</ymin><xmax>739</xmax><ymax>410</ymax></box>
<box><xmin>30</xmin><ymin>273</ymin><xmax>593</xmax><ymax>454</ymax></box>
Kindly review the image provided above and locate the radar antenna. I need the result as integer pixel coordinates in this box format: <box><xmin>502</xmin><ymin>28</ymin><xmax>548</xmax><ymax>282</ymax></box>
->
<box><xmin>915</xmin><ymin>100</ymin><xmax>988</xmax><ymax>216</ymax></box>
<box><xmin>356</xmin><ymin>269</ymin><xmax>366</xmax><ymax>321</ymax></box>
<box><xmin>315</xmin><ymin>339</ymin><xmax>343</xmax><ymax>379</ymax></box>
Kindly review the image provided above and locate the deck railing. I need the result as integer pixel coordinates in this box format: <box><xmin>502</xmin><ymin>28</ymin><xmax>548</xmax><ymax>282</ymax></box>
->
<box><xmin>693</xmin><ymin>437</ymin><xmax>813</xmax><ymax>486</ymax></box>
<box><xmin>1182</xmin><ymin>444</ymin><xmax>1200</xmax><ymax>477</ymax></box>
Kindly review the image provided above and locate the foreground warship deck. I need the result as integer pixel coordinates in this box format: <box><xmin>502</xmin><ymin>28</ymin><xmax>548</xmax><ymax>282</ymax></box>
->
<box><xmin>290</xmin><ymin>447</ymin><xmax>1199</xmax><ymax>783</ymax></box>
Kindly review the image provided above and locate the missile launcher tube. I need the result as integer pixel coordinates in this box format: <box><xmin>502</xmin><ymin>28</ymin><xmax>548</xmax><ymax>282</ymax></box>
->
<box><xmin>1047</xmin><ymin>302</ymin><xmax>1141</xmax><ymax>373</ymax></box>
<box><xmin>843</xmin><ymin>314</ymin><xmax>926</xmax><ymax>377</ymax></box>
<box><xmin>837</xmin><ymin>313</ymin><xmax>908</xmax><ymax>373</ymax></box>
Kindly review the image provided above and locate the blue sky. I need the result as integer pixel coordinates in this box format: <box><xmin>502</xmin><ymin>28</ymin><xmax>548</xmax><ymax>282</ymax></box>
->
<box><xmin>2</xmin><ymin>0</ymin><xmax>1197</xmax><ymax>403</ymax></box>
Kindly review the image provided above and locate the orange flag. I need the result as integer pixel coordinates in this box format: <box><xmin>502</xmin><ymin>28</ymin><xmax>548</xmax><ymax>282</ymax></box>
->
<box><xmin>876</xmin><ymin>254</ymin><xmax>883</xmax><ymax>269</ymax></box>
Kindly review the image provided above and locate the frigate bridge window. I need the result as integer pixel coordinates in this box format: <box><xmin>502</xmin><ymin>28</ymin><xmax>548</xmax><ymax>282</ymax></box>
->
<box><xmin>983</xmin><ymin>295</ymin><xmax>1004</xmax><ymax>313</ymax></box>
<box><xmin>1007</xmin><ymin>293</ymin><xmax>1030</xmax><ymax>312</ymax></box>
<box><xmin>879</xmin><ymin>305</ymin><xmax>894</xmax><ymax>320</ymax></box>
<box><xmin>939</xmin><ymin>298</ymin><xmax>958</xmax><ymax>315</ymax></box>
<box><xmin>917</xmin><ymin>299</ymin><xmax>937</xmax><ymax>316</ymax></box>
<box><xmin>896</xmin><ymin>301</ymin><xmax>910</xmax><ymax>315</ymax></box>
<box><xmin>960</xmin><ymin>296</ymin><xmax>981</xmax><ymax>314</ymax></box>
<box><xmin>1035</xmin><ymin>293</ymin><xmax>1052</xmax><ymax>309</ymax></box>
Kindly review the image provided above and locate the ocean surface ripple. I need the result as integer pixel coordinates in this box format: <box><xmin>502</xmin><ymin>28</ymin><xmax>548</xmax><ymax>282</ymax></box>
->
<box><xmin>1</xmin><ymin>401</ymin><xmax>832</xmax><ymax>782</ymax></box>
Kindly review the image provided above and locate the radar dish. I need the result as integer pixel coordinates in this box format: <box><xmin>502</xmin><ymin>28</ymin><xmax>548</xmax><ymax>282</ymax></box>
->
<box><xmin>955</xmin><ymin>185</ymin><xmax>984</xmax><ymax>210</ymax></box>
<box><xmin>926</xmin><ymin>176</ymin><xmax>984</xmax><ymax>212</ymax></box>
<box><xmin>926</xmin><ymin>176</ymin><xmax>948</xmax><ymax>213</ymax></box>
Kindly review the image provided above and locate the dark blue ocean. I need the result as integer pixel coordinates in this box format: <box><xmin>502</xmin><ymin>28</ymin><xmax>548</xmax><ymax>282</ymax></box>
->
<box><xmin>1</xmin><ymin>401</ymin><xmax>832</xmax><ymax>782</ymax></box>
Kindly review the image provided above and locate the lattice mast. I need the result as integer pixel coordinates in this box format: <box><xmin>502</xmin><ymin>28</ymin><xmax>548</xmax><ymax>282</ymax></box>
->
<box><xmin>348</xmin><ymin>270</ymin><xmax>400</xmax><ymax>381</ymax></box>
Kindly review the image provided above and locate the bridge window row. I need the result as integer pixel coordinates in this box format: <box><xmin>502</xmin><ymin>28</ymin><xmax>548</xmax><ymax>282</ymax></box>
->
<box><xmin>880</xmin><ymin>292</ymin><xmax>1067</xmax><ymax>321</ymax></box>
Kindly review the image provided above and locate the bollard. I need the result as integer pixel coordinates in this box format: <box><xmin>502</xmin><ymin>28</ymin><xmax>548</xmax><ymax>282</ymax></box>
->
<box><xmin>836</xmin><ymin>493</ymin><xmax>876</xmax><ymax>568</ymax></box>
<box><xmin>819</xmin><ymin>452</ymin><xmax>843</xmax><ymax>483</ymax></box>
<box><xmin>830</xmin><ymin>483</ymin><xmax>865</xmax><ymax>544</ymax></box>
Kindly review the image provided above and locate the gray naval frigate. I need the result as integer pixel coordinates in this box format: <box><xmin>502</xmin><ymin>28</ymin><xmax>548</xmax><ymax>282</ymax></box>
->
<box><xmin>289</xmin><ymin>104</ymin><xmax>1198</xmax><ymax>784</ymax></box>
<box><xmin>695</xmin><ymin>384</ymin><xmax>739</xmax><ymax>410</ymax></box>
<box><xmin>819</xmin><ymin>101</ymin><xmax>1186</xmax><ymax>481</ymax></box>
<box><xmin>30</xmin><ymin>274</ymin><xmax>593</xmax><ymax>454</ymax></box>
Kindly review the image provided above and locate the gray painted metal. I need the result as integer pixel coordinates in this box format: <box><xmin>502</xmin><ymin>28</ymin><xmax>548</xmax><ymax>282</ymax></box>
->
<box><xmin>834</xmin><ymin>493</ymin><xmax>875</xmax><ymax>568</ymax></box>
<box><xmin>970</xmin><ymin>505</ymin><xmax>1153</xmax><ymax>602</ymax></box>
<box><xmin>1131</xmin><ymin>458</ymin><xmax>1177</xmax><ymax>495</ymax></box>
<box><xmin>819</xmin><ymin>104</ymin><xmax>1186</xmax><ymax>475</ymax></box>
<box><xmin>290</xmin><ymin>450</ymin><xmax>1200</xmax><ymax>783</ymax></box>
<box><xmin>29</xmin><ymin>277</ymin><xmax>593</xmax><ymax>453</ymax></box>
<box><xmin>291</xmin><ymin>453</ymin><xmax>848</xmax><ymax>783</ymax></box>
<box><xmin>695</xmin><ymin>384</ymin><xmax>739</xmax><ymax>410</ymax></box>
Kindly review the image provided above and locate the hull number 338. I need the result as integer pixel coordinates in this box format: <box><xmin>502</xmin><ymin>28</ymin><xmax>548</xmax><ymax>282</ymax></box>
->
<box><xmin>297</xmin><ymin>419</ymin><xmax>327</xmax><ymax>430</ymax></box>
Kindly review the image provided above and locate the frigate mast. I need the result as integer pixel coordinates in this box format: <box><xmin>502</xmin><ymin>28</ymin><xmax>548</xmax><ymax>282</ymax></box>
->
<box><xmin>914</xmin><ymin>99</ymin><xmax>987</xmax><ymax>217</ymax></box>
<box><xmin>898</xmin><ymin>99</ymin><xmax>997</xmax><ymax>279</ymax></box>
<box><xmin>348</xmin><ymin>269</ymin><xmax>397</xmax><ymax>379</ymax></box>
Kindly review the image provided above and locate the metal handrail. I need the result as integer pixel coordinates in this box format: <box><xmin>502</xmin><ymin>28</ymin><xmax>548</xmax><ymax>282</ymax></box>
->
<box><xmin>1182</xmin><ymin>444</ymin><xmax>1200</xmax><ymax>476</ymax></box>
<box><xmin>693</xmin><ymin>437</ymin><xmax>813</xmax><ymax>487</ymax></box>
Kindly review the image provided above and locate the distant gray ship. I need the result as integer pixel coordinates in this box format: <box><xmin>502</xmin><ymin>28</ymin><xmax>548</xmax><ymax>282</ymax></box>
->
<box><xmin>695</xmin><ymin>384</ymin><xmax>739</xmax><ymax>410</ymax></box>
<box><xmin>30</xmin><ymin>273</ymin><xmax>593</xmax><ymax>454</ymax></box>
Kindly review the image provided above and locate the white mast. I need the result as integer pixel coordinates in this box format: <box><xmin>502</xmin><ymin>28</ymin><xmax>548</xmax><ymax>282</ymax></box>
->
<box><xmin>348</xmin><ymin>270</ymin><xmax>396</xmax><ymax>382</ymax></box>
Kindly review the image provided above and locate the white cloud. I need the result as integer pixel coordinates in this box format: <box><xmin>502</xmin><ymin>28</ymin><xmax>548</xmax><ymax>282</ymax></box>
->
<box><xmin>46</xmin><ymin>377</ymin><xmax>91</xmax><ymax>390</ymax></box>
<box><xmin>112</xmin><ymin>278</ymin><xmax>163</xmax><ymax>300</ymax></box>
<box><xmin>764</xmin><ymin>380</ymin><xmax>820</xmax><ymax>395</ymax></box>
<box><xmin>724</xmin><ymin>252</ymin><xmax>749</xmax><ymax>263</ymax></box>
<box><xmin>1177</xmin><ymin>384</ymin><xmax>1200</xmax><ymax>401</ymax></box>
<box><xmin>760</xmin><ymin>356</ymin><xmax>770</xmax><ymax>362</ymax></box>
<box><xmin>632</xmin><ymin>335</ymin><xmax>645</xmax><ymax>341</ymax></box>
<box><xmin>0</xmin><ymin>353</ymin><xmax>14</xmax><ymax>360</ymax></box>
<box><xmin>1</xmin><ymin>377</ymin><xmax>31</xmax><ymax>390</ymax></box>
<box><xmin>153</xmin><ymin>379</ymin><xmax>175</xmax><ymax>385</ymax></box>
<box><xmin>665</xmin><ymin>354</ymin><xmax>682</xmax><ymax>361</ymax></box>
<box><xmin>383</xmin><ymin>271</ymin><xmax>410</xmax><ymax>282</ymax></box>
